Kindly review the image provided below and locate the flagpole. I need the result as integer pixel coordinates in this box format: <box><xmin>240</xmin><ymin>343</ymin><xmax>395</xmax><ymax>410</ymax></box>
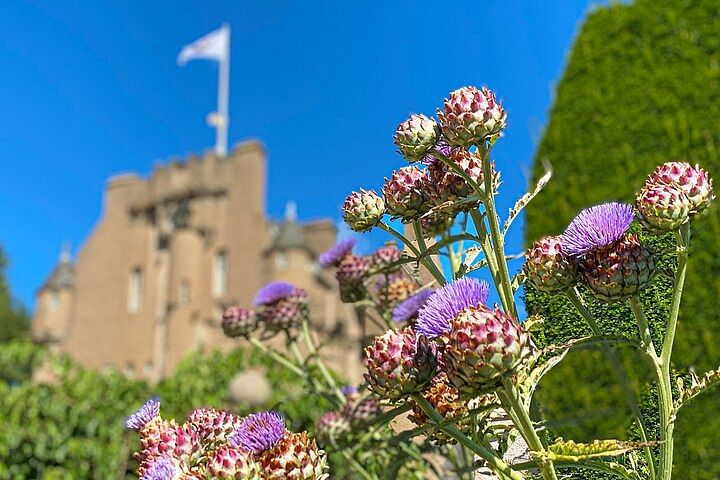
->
<box><xmin>216</xmin><ymin>23</ymin><xmax>230</xmax><ymax>157</ymax></box>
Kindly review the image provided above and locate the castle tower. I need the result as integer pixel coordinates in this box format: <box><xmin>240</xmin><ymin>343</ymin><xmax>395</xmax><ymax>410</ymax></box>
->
<box><xmin>32</xmin><ymin>244</ymin><xmax>75</xmax><ymax>348</ymax></box>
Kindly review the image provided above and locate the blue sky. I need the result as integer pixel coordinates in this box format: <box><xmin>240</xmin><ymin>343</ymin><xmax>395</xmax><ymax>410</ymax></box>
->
<box><xmin>0</xmin><ymin>1</ymin><xmax>599</xmax><ymax>310</ymax></box>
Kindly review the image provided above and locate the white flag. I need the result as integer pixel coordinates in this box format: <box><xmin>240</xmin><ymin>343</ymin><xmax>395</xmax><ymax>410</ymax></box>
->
<box><xmin>177</xmin><ymin>26</ymin><xmax>229</xmax><ymax>66</ymax></box>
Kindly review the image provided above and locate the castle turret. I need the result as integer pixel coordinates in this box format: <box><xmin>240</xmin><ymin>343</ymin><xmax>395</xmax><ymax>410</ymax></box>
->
<box><xmin>33</xmin><ymin>244</ymin><xmax>75</xmax><ymax>347</ymax></box>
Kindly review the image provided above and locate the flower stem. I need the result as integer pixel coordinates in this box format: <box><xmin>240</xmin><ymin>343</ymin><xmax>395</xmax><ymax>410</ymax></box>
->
<box><xmin>249</xmin><ymin>337</ymin><xmax>306</xmax><ymax>377</ymax></box>
<box><xmin>300</xmin><ymin>319</ymin><xmax>346</xmax><ymax>403</ymax></box>
<box><xmin>497</xmin><ymin>380</ymin><xmax>559</xmax><ymax>480</ymax></box>
<box><xmin>478</xmin><ymin>145</ymin><xmax>517</xmax><ymax>319</ymax></box>
<box><xmin>413</xmin><ymin>220</ymin><xmax>448</xmax><ymax>285</ymax></box>
<box><xmin>379</xmin><ymin>222</ymin><xmax>446</xmax><ymax>285</ymax></box>
<box><xmin>412</xmin><ymin>394</ymin><xmax>526</xmax><ymax>480</ymax></box>
<box><xmin>657</xmin><ymin>223</ymin><xmax>690</xmax><ymax>480</ymax></box>
<box><xmin>469</xmin><ymin>209</ymin><xmax>509</xmax><ymax>310</ymax></box>
<box><xmin>566</xmin><ymin>289</ymin><xmax>655</xmax><ymax>480</ymax></box>
<box><xmin>341</xmin><ymin>450</ymin><xmax>377</xmax><ymax>480</ymax></box>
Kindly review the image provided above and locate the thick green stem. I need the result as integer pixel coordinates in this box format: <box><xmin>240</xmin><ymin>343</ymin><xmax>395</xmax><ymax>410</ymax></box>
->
<box><xmin>300</xmin><ymin>320</ymin><xmax>345</xmax><ymax>403</ymax></box>
<box><xmin>629</xmin><ymin>296</ymin><xmax>658</xmax><ymax>357</ymax></box>
<box><xmin>469</xmin><ymin>209</ymin><xmax>509</xmax><ymax>310</ymax></box>
<box><xmin>379</xmin><ymin>222</ymin><xmax>446</xmax><ymax>285</ymax></box>
<box><xmin>566</xmin><ymin>289</ymin><xmax>656</xmax><ymax>479</ymax></box>
<box><xmin>498</xmin><ymin>381</ymin><xmax>559</xmax><ymax>480</ymax></box>
<box><xmin>656</xmin><ymin>223</ymin><xmax>689</xmax><ymax>480</ymax></box>
<box><xmin>413</xmin><ymin>220</ymin><xmax>448</xmax><ymax>285</ymax></box>
<box><xmin>249</xmin><ymin>337</ymin><xmax>306</xmax><ymax>377</ymax></box>
<box><xmin>341</xmin><ymin>450</ymin><xmax>376</xmax><ymax>480</ymax></box>
<box><xmin>478</xmin><ymin>146</ymin><xmax>517</xmax><ymax>319</ymax></box>
<box><xmin>412</xmin><ymin>395</ymin><xmax>525</xmax><ymax>480</ymax></box>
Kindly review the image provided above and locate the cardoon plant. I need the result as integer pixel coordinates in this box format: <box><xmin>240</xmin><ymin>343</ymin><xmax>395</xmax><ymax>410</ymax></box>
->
<box><xmin>129</xmin><ymin>86</ymin><xmax>719</xmax><ymax>480</ymax></box>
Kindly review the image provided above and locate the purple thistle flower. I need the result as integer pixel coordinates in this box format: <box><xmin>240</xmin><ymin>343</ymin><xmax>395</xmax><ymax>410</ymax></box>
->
<box><xmin>318</xmin><ymin>238</ymin><xmax>356</xmax><ymax>267</ymax></box>
<box><xmin>229</xmin><ymin>411</ymin><xmax>286</xmax><ymax>454</ymax></box>
<box><xmin>562</xmin><ymin>202</ymin><xmax>634</xmax><ymax>257</ymax></box>
<box><xmin>392</xmin><ymin>289</ymin><xmax>434</xmax><ymax>324</ymax></box>
<box><xmin>141</xmin><ymin>456</ymin><xmax>175</xmax><ymax>480</ymax></box>
<box><xmin>422</xmin><ymin>138</ymin><xmax>453</xmax><ymax>165</ymax></box>
<box><xmin>416</xmin><ymin>277</ymin><xmax>489</xmax><ymax>338</ymax></box>
<box><xmin>341</xmin><ymin>385</ymin><xmax>358</xmax><ymax>396</ymax></box>
<box><xmin>126</xmin><ymin>397</ymin><xmax>160</xmax><ymax>431</ymax></box>
<box><xmin>253</xmin><ymin>281</ymin><xmax>296</xmax><ymax>306</ymax></box>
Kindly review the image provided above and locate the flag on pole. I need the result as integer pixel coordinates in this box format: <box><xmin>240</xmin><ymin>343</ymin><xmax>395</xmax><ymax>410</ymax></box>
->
<box><xmin>177</xmin><ymin>26</ymin><xmax>229</xmax><ymax>66</ymax></box>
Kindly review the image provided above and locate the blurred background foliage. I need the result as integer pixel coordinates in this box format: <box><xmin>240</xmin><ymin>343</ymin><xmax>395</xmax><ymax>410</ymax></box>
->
<box><xmin>0</xmin><ymin>341</ymin><xmax>331</xmax><ymax>480</ymax></box>
<box><xmin>525</xmin><ymin>0</ymin><xmax>720</xmax><ymax>478</ymax></box>
<box><xmin>0</xmin><ymin>247</ymin><xmax>30</xmax><ymax>343</ymax></box>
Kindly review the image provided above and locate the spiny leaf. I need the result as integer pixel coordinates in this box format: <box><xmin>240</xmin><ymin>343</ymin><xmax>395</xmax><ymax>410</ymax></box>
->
<box><xmin>532</xmin><ymin>438</ymin><xmax>658</xmax><ymax>462</ymax></box>
<box><xmin>674</xmin><ymin>365</ymin><xmax>720</xmax><ymax>412</ymax></box>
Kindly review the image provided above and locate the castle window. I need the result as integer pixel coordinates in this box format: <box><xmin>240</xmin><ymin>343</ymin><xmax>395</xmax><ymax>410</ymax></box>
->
<box><xmin>128</xmin><ymin>267</ymin><xmax>144</xmax><ymax>313</ymax></box>
<box><xmin>48</xmin><ymin>291</ymin><xmax>59</xmax><ymax>311</ymax></box>
<box><xmin>275</xmin><ymin>252</ymin><xmax>288</xmax><ymax>270</ymax></box>
<box><xmin>212</xmin><ymin>251</ymin><xmax>228</xmax><ymax>297</ymax></box>
<box><xmin>179</xmin><ymin>280</ymin><xmax>191</xmax><ymax>306</ymax></box>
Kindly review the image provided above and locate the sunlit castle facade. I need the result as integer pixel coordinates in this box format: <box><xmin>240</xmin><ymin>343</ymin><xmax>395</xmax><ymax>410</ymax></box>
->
<box><xmin>32</xmin><ymin>140</ymin><xmax>363</xmax><ymax>382</ymax></box>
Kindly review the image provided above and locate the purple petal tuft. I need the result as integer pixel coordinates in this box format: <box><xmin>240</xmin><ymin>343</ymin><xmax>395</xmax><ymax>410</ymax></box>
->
<box><xmin>416</xmin><ymin>278</ymin><xmax>489</xmax><ymax>338</ymax></box>
<box><xmin>392</xmin><ymin>289</ymin><xmax>434</xmax><ymax>324</ymax></box>
<box><xmin>229</xmin><ymin>411</ymin><xmax>286</xmax><ymax>454</ymax></box>
<box><xmin>318</xmin><ymin>239</ymin><xmax>356</xmax><ymax>267</ymax></box>
<box><xmin>562</xmin><ymin>202</ymin><xmax>634</xmax><ymax>257</ymax></box>
<box><xmin>126</xmin><ymin>397</ymin><xmax>160</xmax><ymax>431</ymax></box>
<box><xmin>253</xmin><ymin>281</ymin><xmax>296</xmax><ymax>306</ymax></box>
<box><xmin>141</xmin><ymin>457</ymin><xmax>175</xmax><ymax>480</ymax></box>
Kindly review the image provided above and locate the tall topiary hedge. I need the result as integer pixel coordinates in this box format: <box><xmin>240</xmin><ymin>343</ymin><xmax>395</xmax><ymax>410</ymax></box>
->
<box><xmin>524</xmin><ymin>0</ymin><xmax>720</xmax><ymax>478</ymax></box>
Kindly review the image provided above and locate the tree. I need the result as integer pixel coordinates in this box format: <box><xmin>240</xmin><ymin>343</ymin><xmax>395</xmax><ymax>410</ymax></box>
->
<box><xmin>0</xmin><ymin>246</ymin><xmax>29</xmax><ymax>343</ymax></box>
<box><xmin>524</xmin><ymin>1</ymin><xmax>720</xmax><ymax>478</ymax></box>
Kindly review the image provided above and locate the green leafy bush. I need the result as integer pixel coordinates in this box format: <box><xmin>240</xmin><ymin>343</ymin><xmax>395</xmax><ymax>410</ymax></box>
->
<box><xmin>524</xmin><ymin>0</ymin><xmax>720</xmax><ymax>477</ymax></box>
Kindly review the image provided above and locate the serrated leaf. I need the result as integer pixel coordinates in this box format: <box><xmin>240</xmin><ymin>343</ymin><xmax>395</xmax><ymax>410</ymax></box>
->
<box><xmin>532</xmin><ymin>438</ymin><xmax>658</xmax><ymax>462</ymax></box>
<box><xmin>503</xmin><ymin>160</ymin><xmax>552</xmax><ymax>235</ymax></box>
<box><xmin>675</xmin><ymin>365</ymin><xmax>720</xmax><ymax>412</ymax></box>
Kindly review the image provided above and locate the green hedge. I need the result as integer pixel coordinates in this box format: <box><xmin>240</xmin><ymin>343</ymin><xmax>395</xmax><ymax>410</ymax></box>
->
<box><xmin>524</xmin><ymin>0</ymin><xmax>720</xmax><ymax>478</ymax></box>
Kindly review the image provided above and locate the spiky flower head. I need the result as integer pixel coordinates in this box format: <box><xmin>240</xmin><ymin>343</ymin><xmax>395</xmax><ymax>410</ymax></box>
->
<box><xmin>394</xmin><ymin>113</ymin><xmax>440</xmax><ymax>163</ymax></box>
<box><xmin>229</xmin><ymin>411</ymin><xmax>286</xmax><ymax>455</ymax></box>
<box><xmin>364</xmin><ymin>327</ymin><xmax>437</xmax><ymax>400</ymax></box>
<box><xmin>221</xmin><ymin>306</ymin><xmax>258</xmax><ymax>338</ymax></box>
<box><xmin>258</xmin><ymin>431</ymin><xmax>328</xmax><ymax>480</ymax></box>
<box><xmin>579</xmin><ymin>234</ymin><xmax>657</xmax><ymax>302</ymax></box>
<box><xmin>127</xmin><ymin>397</ymin><xmax>161</xmax><ymax>432</ymax></box>
<box><xmin>646</xmin><ymin>161</ymin><xmax>714</xmax><ymax>214</ymax></box>
<box><xmin>314</xmin><ymin>411</ymin><xmax>350</xmax><ymax>445</ymax></box>
<box><xmin>335</xmin><ymin>254</ymin><xmax>371</xmax><ymax>282</ymax></box>
<box><xmin>343</xmin><ymin>190</ymin><xmax>386</xmax><ymax>232</ymax></box>
<box><xmin>185</xmin><ymin>408</ymin><xmax>242</xmax><ymax>447</ymax></box>
<box><xmin>318</xmin><ymin>239</ymin><xmax>356</xmax><ymax>267</ymax></box>
<box><xmin>206</xmin><ymin>446</ymin><xmax>259</xmax><ymax>479</ymax></box>
<box><xmin>426</xmin><ymin>150</ymin><xmax>498</xmax><ymax>207</ymax></box>
<box><xmin>375</xmin><ymin>272</ymin><xmax>418</xmax><ymax>309</ymax></box>
<box><xmin>416</xmin><ymin>277</ymin><xmax>490</xmax><ymax>339</ymax></box>
<box><xmin>409</xmin><ymin>374</ymin><xmax>471</xmax><ymax>444</ymax></box>
<box><xmin>444</xmin><ymin>305</ymin><xmax>529</xmax><ymax>395</ymax></box>
<box><xmin>392</xmin><ymin>289</ymin><xmax>434</xmax><ymax>324</ymax></box>
<box><xmin>420</xmin><ymin>211</ymin><xmax>456</xmax><ymax>238</ymax></box>
<box><xmin>341</xmin><ymin>385</ymin><xmax>359</xmax><ymax>400</ymax></box>
<box><xmin>523</xmin><ymin>236</ymin><xmax>580</xmax><ymax>293</ymax></box>
<box><xmin>562</xmin><ymin>202</ymin><xmax>634</xmax><ymax>257</ymax></box>
<box><xmin>254</xmin><ymin>283</ymin><xmax>309</xmax><ymax>334</ymax></box>
<box><xmin>382</xmin><ymin>166</ymin><xmax>432</xmax><ymax>220</ymax></box>
<box><xmin>138</xmin><ymin>423</ymin><xmax>200</xmax><ymax>469</ymax></box>
<box><xmin>437</xmin><ymin>86</ymin><xmax>507</xmax><ymax>148</ymax></box>
<box><xmin>341</xmin><ymin>397</ymin><xmax>383</xmax><ymax>427</ymax></box>
<box><xmin>636</xmin><ymin>183</ymin><xmax>692</xmax><ymax>233</ymax></box>
<box><xmin>372</xmin><ymin>244</ymin><xmax>402</xmax><ymax>271</ymax></box>
<box><xmin>141</xmin><ymin>457</ymin><xmax>176</xmax><ymax>480</ymax></box>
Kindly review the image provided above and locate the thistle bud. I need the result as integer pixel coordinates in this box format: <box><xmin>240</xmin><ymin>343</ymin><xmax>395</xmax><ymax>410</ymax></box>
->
<box><xmin>382</xmin><ymin>166</ymin><xmax>432</xmax><ymax>221</ymax></box>
<box><xmin>437</xmin><ymin>86</ymin><xmax>507</xmax><ymax>148</ymax></box>
<box><xmin>394</xmin><ymin>114</ymin><xmax>440</xmax><ymax>163</ymax></box>
<box><xmin>221</xmin><ymin>306</ymin><xmax>258</xmax><ymax>339</ymax></box>
<box><xmin>523</xmin><ymin>236</ymin><xmax>580</xmax><ymax>293</ymax></box>
<box><xmin>342</xmin><ymin>190</ymin><xmax>385</xmax><ymax>232</ymax></box>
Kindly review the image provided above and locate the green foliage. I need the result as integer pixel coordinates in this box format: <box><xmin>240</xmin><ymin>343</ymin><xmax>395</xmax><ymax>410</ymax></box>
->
<box><xmin>0</xmin><ymin>247</ymin><xmax>30</xmax><ymax>343</ymax></box>
<box><xmin>524</xmin><ymin>0</ymin><xmax>720</xmax><ymax>477</ymax></box>
<box><xmin>0</xmin><ymin>342</ymin><xmax>330</xmax><ymax>479</ymax></box>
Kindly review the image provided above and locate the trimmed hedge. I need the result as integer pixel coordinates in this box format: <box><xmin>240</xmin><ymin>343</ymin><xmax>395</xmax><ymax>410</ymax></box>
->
<box><xmin>524</xmin><ymin>0</ymin><xmax>720</xmax><ymax>478</ymax></box>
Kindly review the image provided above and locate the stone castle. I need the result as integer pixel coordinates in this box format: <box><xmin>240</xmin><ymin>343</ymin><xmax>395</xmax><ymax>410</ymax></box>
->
<box><xmin>32</xmin><ymin>140</ymin><xmax>363</xmax><ymax>382</ymax></box>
